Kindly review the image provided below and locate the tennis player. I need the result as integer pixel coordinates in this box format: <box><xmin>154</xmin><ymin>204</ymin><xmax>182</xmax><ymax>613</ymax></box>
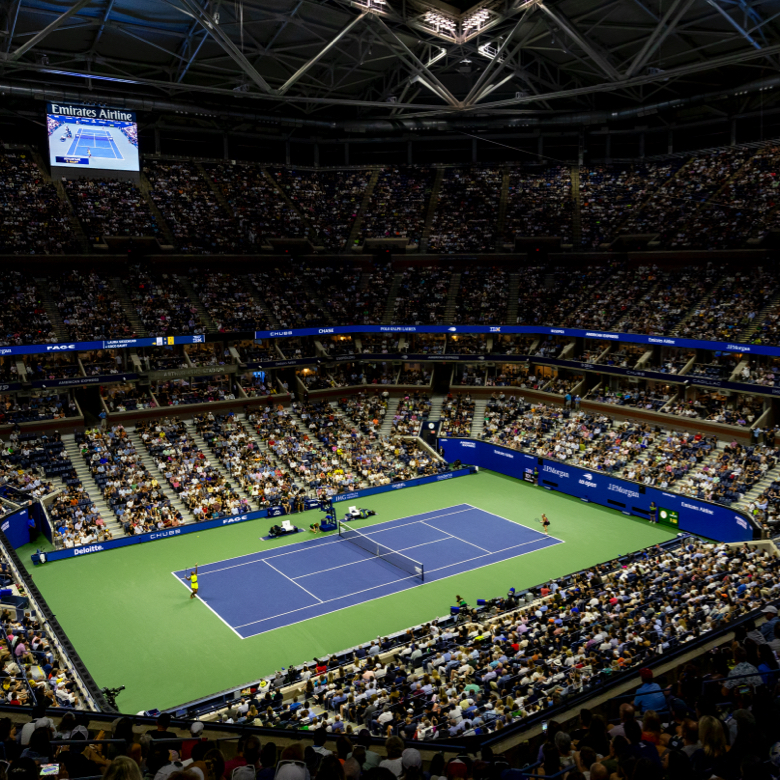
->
<box><xmin>541</xmin><ymin>514</ymin><xmax>550</xmax><ymax>535</ymax></box>
<box><xmin>187</xmin><ymin>564</ymin><xmax>198</xmax><ymax>599</ymax></box>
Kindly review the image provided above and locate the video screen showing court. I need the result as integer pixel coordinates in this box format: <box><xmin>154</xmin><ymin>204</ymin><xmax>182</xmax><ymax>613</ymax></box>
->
<box><xmin>47</xmin><ymin>102</ymin><xmax>139</xmax><ymax>173</ymax></box>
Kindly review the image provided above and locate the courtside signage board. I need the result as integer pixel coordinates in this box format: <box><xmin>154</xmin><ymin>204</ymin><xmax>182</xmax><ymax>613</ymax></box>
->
<box><xmin>47</xmin><ymin>102</ymin><xmax>139</xmax><ymax>173</ymax></box>
<box><xmin>439</xmin><ymin>438</ymin><xmax>754</xmax><ymax>543</ymax></box>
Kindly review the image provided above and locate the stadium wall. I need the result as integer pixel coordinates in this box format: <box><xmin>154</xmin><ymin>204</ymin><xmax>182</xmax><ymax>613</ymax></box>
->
<box><xmin>438</xmin><ymin>438</ymin><xmax>755</xmax><ymax>543</ymax></box>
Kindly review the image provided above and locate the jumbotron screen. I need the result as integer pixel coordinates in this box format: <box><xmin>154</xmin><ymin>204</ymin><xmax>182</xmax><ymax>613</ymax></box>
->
<box><xmin>47</xmin><ymin>102</ymin><xmax>139</xmax><ymax>173</ymax></box>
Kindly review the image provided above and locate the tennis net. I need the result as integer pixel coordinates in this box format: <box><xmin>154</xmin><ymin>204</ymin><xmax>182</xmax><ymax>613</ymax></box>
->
<box><xmin>338</xmin><ymin>521</ymin><xmax>424</xmax><ymax>582</ymax></box>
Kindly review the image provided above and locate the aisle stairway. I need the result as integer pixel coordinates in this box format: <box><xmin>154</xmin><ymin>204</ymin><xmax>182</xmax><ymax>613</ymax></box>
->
<box><xmin>671</xmin><ymin>276</ymin><xmax>722</xmax><ymax>336</ymax></box>
<box><xmin>183</xmin><ymin>419</ymin><xmax>255</xmax><ymax>505</ymax></box>
<box><xmin>34</xmin><ymin>277</ymin><xmax>70</xmax><ymax>341</ymax></box>
<box><xmin>109</xmin><ymin>277</ymin><xmax>148</xmax><ymax>337</ymax></box>
<box><xmin>469</xmin><ymin>397</ymin><xmax>489</xmax><ymax>438</ymax></box>
<box><xmin>736</xmin><ymin>287</ymin><xmax>780</xmax><ymax>344</ymax></box>
<box><xmin>495</xmin><ymin>166</ymin><xmax>510</xmax><ymax>251</ymax></box>
<box><xmin>138</xmin><ymin>173</ymin><xmax>176</xmax><ymax>246</ymax></box>
<box><xmin>506</xmin><ymin>272</ymin><xmax>521</xmax><ymax>324</ymax></box>
<box><xmin>734</xmin><ymin>460</ymin><xmax>780</xmax><ymax>513</ymax></box>
<box><xmin>381</xmin><ymin>273</ymin><xmax>404</xmax><ymax>325</ymax></box>
<box><xmin>427</xmin><ymin>394</ymin><xmax>446</xmax><ymax>421</ymax></box>
<box><xmin>379</xmin><ymin>396</ymin><xmax>401</xmax><ymax>436</ymax></box>
<box><xmin>443</xmin><ymin>273</ymin><xmax>462</xmax><ymax>322</ymax></box>
<box><xmin>570</xmin><ymin>166</ymin><xmax>582</xmax><ymax>247</ymax></box>
<box><xmin>60</xmin><ymin>434</ymin><xmax>125</xmax><ymax>539</ymax></box>
<box><xmin>419</xmin><ymin>168</ymin><xmax>445</xmax><ymax>254</ymax></box>
<box><xmin>125</xmin><ymin>427</ymin><xmax>197</xmax><ymax>523</ymax></box>
<box><xmin>180</xmin><ymin>276</ymin><xmax>218</xmax><ymax>331</ymax></box>
<box><xmin>345</xmin><ymin>169</ymin><xmax>380</xmax><ymax>251</ymax></box>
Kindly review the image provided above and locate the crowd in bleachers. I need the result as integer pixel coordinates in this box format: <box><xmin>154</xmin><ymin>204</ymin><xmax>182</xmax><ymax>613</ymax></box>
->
<box><xmin>137</xmin><ymin>417</ymin><xmax>244</xmax><ymax>520</ymax></box>
<box><xmin>192</xmin><ymin>272</ymin><xmax>268</xmax><ymax>332</ymax></box>
<box><xmin>440</xmin><ymin>393</ymin><xmax>475</xmax><ymax>437</ymax></box>
<box><xmin>0</xmin><ymin>149</ymin><xmax>77</xmax><ymax>255</ymax></box>
<box><xmin>394</xmin><ymin>268</ymin><xmax>452</xmax><ymax>325</ymax></box>
<box><xmin>11</xmin><ymin>143</ymin><xmax>780</xmax><ymax>256</ymax></box>
<box><xmin>272</xmin><ymin>168</ymin><xmax>370</xmax><ymax>251</ymax></box>
<box><xmin>391</xmin><ymin>393</ymin><xmax>430</xmax><ymax>435</ymax></box>
<box><xmin>398</xmin><ymin>366</ymin><xmax>431</xmax><ymax>385</ymax></box>
<box><xmin>80</xmin><ymin>424</ymin><xmax>182</xmax><ymax>535</ymax></box>
<box><xmin>63</xmin><ymin>178</ymin><xmax>158</xmax><ymax>241</ymax></box>
<box><xmin>208</xmin><ymin>162</ymin><xmax>304</xmax><ymax>245</ymax></box>
<box><xmin>0</xmin><ymin>393</ymin><xmax>78</xmax><ymax>425</ymax></box>
<box><xmin>622</xmin><ymin>148</ymin><xmax>749</xmax><ymax>248</ymax></box>
<box><xmin>146</xmin><ymin>160</ymin><xmax>241</xmax><ymax>253</ymax></box>
<box><xmin>125</xmin><ymin>269</ymin><xmax>204</xmax><ymax>337</ymax></box>
<box><xmin>50</xmin><ymin>270</ymin><xmax>134</xmax><ymax>341</ymax></box>
<box><xmin>678</xmin><ymin>269</ymin><xmax>778</xmax><ymax>343</ymax></box>
<box><xmin>101</xmin><ymin>384</ymin><xmax>156</xmax><ymax>412</ymax></box>
<box><xmin>504</xmin><ymin>167</ymin><xmax>573</xmax><ymax>243</ymax></box>
<box><xmin>251</xmin><ymin>268</ymin><xmax>325</xmax><ymax>329</ymax></box>
<box><xmin>428</xmin><ymin>167</ymin><xmax>501</xmax><ymax>253</ymax></box>
<box><xmin>361</xmin><ymin>167</ymin><xmax>433</xmax><ymax>245</ymax></box>
<box><xmin>453</xmin><ymin>268</ymin><xmax>508</xmax><ymax>325</ymax></box>
<box><xmin>579</xmin><ymin>162</ymin><xmax>680</xmax><ymax>248</ymax></box>
<box><xmin>0</xmin><ymin>272</ymin><xmax>56</xmax><ymax>347</ymax></box>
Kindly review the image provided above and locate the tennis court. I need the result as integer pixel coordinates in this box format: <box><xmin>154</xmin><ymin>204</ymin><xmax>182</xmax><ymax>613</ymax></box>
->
<box><xmin>66</xmin><ymin>128</ymin><xmax>123</xmax><ymax>160</ymax></box>
<box><xmin>173</xmin><ymin>503</ymin><xmax>563</xmax><ymax>638</ymax></box>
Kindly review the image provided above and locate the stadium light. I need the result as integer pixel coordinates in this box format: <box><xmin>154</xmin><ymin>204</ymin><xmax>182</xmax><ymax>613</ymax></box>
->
<box><xmin>422</xmin><ymin>11</ymin><xmax>458</xmax><ymax>39</ymax></box>
<box><xmin>463</xmin><ymin>9</ymin><xmax>491</xmax><ymax>35</ymax></box>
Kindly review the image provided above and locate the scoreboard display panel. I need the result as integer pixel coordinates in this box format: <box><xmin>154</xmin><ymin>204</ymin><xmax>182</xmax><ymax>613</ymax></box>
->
<box><xmin>47</xmin><ymin>102</ymin><xmax>139</xmax><ymax>173</ymax></box>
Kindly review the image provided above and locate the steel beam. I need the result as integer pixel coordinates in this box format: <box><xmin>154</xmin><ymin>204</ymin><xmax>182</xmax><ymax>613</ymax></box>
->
<box><xmin>480</xmin><ymin>40</ymin><xmax>780</xmax><ymax>109</ymax></box>
<box><xmin>90</xmin><ymin>0</ymin><xmax>116</xmax><ymax>52</ymax></box>
<box><xmin>174</xmin><ymin>0</ymin><xmax>273</xmax><ymax>93</ymax></box>
<box><xmin>537</xmin><ymin>3</ymin><xmax>621</xmax><ymax>81</ymax></box>
<box><xmin>8</xmin><ymin>0</ymin><xmax>91</xmax><ymax>61</ymax></box>
<box><xmin>463</xmin><ymin>12</ymin><xmax>531</xmax><ymax>106</ymax></box>
<box><xmin>277</xmin><ymin>12</ymin><xmax>366</xmax><ymax>94</ymax></box>
<box><xmin>3</xmin><ymin>0</ymin><xmax>23</xmax><ymax>54</ymax></box>
<box><xmin>372</xmin><ymin>15</ymin><xmax>461</xmax><ymax>107</ymax></box>
<box><xmin>706</xmin><ymin>0</ymin><xmax>762</xmax><ymax>49</ymax></box>
<box><xmin>625</xmin><ymin>0</ymin><xmax>699</xmax><ymax>77</ymax></box>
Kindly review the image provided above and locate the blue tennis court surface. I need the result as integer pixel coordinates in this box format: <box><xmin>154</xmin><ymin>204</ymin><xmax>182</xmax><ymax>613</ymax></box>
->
<box><xmin>173</xmin><ymin>504</ymin><xmax>563</xmax><ymax>638</ymax></box>
<box><xmin>66</xmin><ymin>129</ymin><xmax>123</xmax><ymax>160</ymax></box>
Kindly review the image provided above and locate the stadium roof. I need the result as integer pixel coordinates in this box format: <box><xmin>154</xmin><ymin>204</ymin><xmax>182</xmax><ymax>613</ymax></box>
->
<box><xmin>3</xmin><ymin>0</ymin><xmax>780</xmax><ymax>131</ymax></box>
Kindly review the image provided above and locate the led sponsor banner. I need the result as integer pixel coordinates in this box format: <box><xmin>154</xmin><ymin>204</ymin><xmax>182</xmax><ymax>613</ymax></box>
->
<box><xmin>0</xmin><ymin>325</ymin><xmax>777</xmax><ymax>358</ymax></box>
<box><xmin>148</xmin><ymin>365</ymin><xmax>237</xmax><ymax>380</ymax></box>
<box><xmin>35</xmin><ymin>469</ymin><xmax>473</xmax><ymax>563</ymax></box>
<box><xmin>29</xmin><ymin>374</ymin><xmax>138</xmax><ymax>389</ymax></box>
<box><xmin>1</xmin><ymin>323</ymin><xmax>778</xmax><ymax>392</ymax></box>
<box><xmin>438</xmin><ymin>438</ymin><xmax>755</xmax><ymax>543</ymax></box>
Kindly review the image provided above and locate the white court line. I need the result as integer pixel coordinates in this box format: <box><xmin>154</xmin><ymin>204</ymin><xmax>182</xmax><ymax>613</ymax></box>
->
<box><xmin>359</xmin><ymin>508</ymin><xmax>472</xmax><ymax>537</ymax></box>
<box><xmin>169</xmin><ymin>570</ymin><xmax>243</xmax><ymax>639</ymax></box>
<box><xmin>194</xmin><ymin>506</ymin><xmax>475</xmax><ymax>575</ymax></box>
<box><xmin>421</xmin><ymin>519</ymin><xmax>490</xmax><ymax>553</ymax></box>
<box><xmin>263</xmin><ymin>559</ymin><xmax>323</xmax><ymax>604</ymax></box>
<box><xmin>233</xmin><ymin>534</ymin><xmax>561</xmax><ymax>631</ymax></box>
<box><xmin>293</xmin><ymin>537</ymin><xmax>452</xmax><ymax>580</ymax></box>
<box><xmin>461</xmin><ymin>502</ymin><xmax>566</xmax><ymax>545</ymax></box>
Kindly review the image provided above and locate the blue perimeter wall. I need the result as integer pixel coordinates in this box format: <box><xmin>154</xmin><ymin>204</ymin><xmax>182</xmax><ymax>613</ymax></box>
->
<box><xmin>2</xmin><ymin>507</ymin><xmax>33</xmax><ymax>550</ymax></box>
<box><xmin>34</xmin><ymin>469</ymin><xmax>473</xmax><ymax>563</ymax></box>
<box><xmin>439</xmin><ymin>439</ymin><xmax>754</xmax><ymax>543</ymax></box>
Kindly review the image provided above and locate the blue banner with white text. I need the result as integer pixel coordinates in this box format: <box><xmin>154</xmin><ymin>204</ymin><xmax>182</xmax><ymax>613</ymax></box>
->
<box><xmin>438</xmin><ymin>439</ymin><xmax>755</xmax><ymax>543</ymax></box>
<box><xmin>1</xmin><ymin>324</ymin><xmax>780</xmax><ymax>360</ymax></box>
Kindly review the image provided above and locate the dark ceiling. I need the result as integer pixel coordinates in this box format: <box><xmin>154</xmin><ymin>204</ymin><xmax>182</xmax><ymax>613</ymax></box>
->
<box><xmin>2</xmin><ymin>0</ymin><xmax>780</xmax><ymax>136</ymax></box>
